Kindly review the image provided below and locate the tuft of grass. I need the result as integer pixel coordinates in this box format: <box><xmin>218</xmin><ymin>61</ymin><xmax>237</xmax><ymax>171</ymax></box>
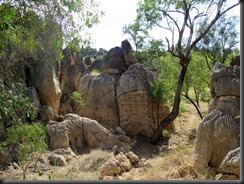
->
<box><xmin>78</xmin><ymin>149</ymin><xmax>113</xmax><ymax>172</ymax></box>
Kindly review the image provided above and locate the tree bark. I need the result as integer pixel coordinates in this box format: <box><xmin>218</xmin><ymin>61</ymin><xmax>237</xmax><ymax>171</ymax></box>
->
<box><xmin>151</xmin><ymin>62</ymin><xmax>188</xmax><ymax>144</ymax></box>
<box><xmin>182</xmin><ymin>93</ymin><xmax>203</xmax><ymax>119</ymax></box>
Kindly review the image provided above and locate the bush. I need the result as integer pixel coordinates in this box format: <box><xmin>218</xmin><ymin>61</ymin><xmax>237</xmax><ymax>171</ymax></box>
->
<box><xmin>70</xmin><ymin>91</ymin><xmax>84</xmax><ymax>108</ymax></box>
<box><xmin>0</xmin><ymin>122</ymin><xmax>48</xmax><ymax>180</ymax></box>
<box><xmin>0</xmin><ymin>82</ymin><xmax>37</xmax><ymax>127</ymax></box>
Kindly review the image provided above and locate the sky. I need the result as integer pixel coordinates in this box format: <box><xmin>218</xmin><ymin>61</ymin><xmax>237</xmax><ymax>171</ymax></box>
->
<box><xmin>87</xmin><ymin>0</ymin><xmax>240</xmax><ymax>51</ymax></box>
<box><xmin>87</xmin><ymin>0</ymin><xmax>140</xmax><ymax>50</ymax></box>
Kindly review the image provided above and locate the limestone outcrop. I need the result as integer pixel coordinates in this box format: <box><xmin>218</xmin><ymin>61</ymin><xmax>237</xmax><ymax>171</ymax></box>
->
<box><xmin>49</xmin><ymin>113</ymin><xmax>131</xmax><ymax>153</ymax></box>
<box><xmin>194</xmin><ymin>62</ymin><xmax>240</xmax><ymax>178</ymax></box>
<box><xmin>216</xmin><ymin>147</ymin><xmax>240</xmax><ymax>180</ymax></box>
<box><xmin>70</xmin><ymin>41</ymin><xmax>170</xmax><ymax>138</ymax></box>
<box><xmin>28</xmin><ymin>61</ymin><xmax>61</xmax><ymax>114</ymax></box>
<box><xmin>76</xmin><ymin>73</ymin><xmax>120</xmax><ymax>129</ymax></box>
<box><xmin>116</xmin><ymin>63</ymin><xmax>169</xmax><ymax>137</ymax></box>
<box><xmin>99</xmin><ymin>151</ymin><xmax>140</xmax><ymax>178</ymax></box>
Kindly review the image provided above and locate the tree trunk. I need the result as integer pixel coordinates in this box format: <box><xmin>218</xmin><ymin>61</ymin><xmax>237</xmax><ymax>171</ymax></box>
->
<box><xmin>182</xmin><ymin>93</ymin><xmax>203</xmax><ymax>119</ymax></box>
<box><xmin>151</xmin><ymin>63</ymin><xmax>188</xmax><ymax>144</ymax></box>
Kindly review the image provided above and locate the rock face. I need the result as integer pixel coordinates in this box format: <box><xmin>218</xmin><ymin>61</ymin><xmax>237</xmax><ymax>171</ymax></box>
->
<box><xmin>59</xmin><ymin>40</ymin><xmax>171</xmax><ymax>138</ymax></box>
<box><xmin>218</xmin><ymin>147</ymin><xmax>240</xmax><ymax>177</ymax></box>
<box><xmin>59</xmin><ymin>49</ymin><xmax>87</xmax><ymax>115</ymax></box>
<box><xmin>60</xmin><ymin>49</ymin><xmax>85</xmax><ymax>94</ymax></box>
<box><xmin>74</xmin><ymin>45</ymin><xmax>170</xmax><ymax>138</ymax></box>
<box><xmin>49</xmin><ymin>113</ymin><xmax>131</xmax><ymax>153</ymax></box>
<box><xmin>194</xmin><ymin>62</ymin><xmax>240</xmax><ymax>178</ymax></box>
<box><xmin>210</xmin><ymin>62</ymin><xmax>240</xmax><ymax>97</ymax></box>
<box><xmin>76</xmin><ymin>73</ymin><xmax>120</xmax><ymax>129</ymax></box>
<box><xmin>116</xmin><ymin>63</ymin><xmax>169</xmax><ymax>137</ymax></box>
<box><xmin>28</xmin><ymin>61</ymin><xmax>61</xmax><ymax>113</ymax></box>
<box><xmin>101</xmin><ymin>47</ymin><xmax>126</xmax><ymax>74</ymax></box>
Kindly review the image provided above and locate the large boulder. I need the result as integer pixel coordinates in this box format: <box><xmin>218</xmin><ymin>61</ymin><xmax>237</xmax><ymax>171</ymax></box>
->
<box><xmin>76</xmin><ymin>73</ymin><xmax>120</xmax><ymax>129</ymax></box>
<box><xmin>101</xmin><ymin>47</ymin><xmax>126</xmax><ymax>74</ymax></box>
<box><xmin>208</xmin><ymin>96</ymin><xmax>240</xmax><ymax>121</ymax></box>
<box><xmin>28</xmin><ymin>61</ymin><xmax>61</xmax><ymax>113</ymax></box>
<box><xmin>49</xmin><ymin>114</ymin><xmax>130</xmax><ymax>153</ymax></box>
<box><xmin>121</xmin><ymin>39</ymin><xmax>138</xmax><ymax>68</ymax></box>
<box><xmin>116</xmin><ymin>63</ymin><xmax>169</xmax><ymax>138</ymax></box>
<box><xmin>218</xmin><ymin>147</ymin><xmax>240</xmax><ymax>177</ymax></box>
<box><xmin>194</xmin><ymin>62</ymin><xmax>240</xmax><ymax>179</ymax></box>
<box><xmin>58</xmin><ymin>40</ymin><xmax>170</xmax><ymax>139</ymax></box>
<box><xmin>194</xmin><ymin>110</ymin><xmax>240</xmax><ymax>176</ymax></box>
<box><xmin>210</xmin><ymin>62</ymin><xmax>240</xmax><ymax>97</ymax></box>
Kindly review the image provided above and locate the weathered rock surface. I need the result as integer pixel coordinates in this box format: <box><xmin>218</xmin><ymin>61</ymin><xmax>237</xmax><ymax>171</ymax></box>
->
<box><xmin>100</xmin><ymin>151</ymin><xmax>140</xmax><ymax>178</ymax></box>
<box><xmin>29</xmin><ymin>61</ymin><xmax>61</xmax><ymax>113</ymax></box>
<box><xmin>121</xmin><ymin>39</ymin><xmax>138</xmax><ymax>68</ymax></box>
<box><xmin>194</xmin><ymin>62</ymin><xmax>240</xmax><ymax>179</ymax></box>
<box><xmin>101</xmin><ymin>47</ymin><xmax>126</xmax><ymax>74</ymax></box>
<box><xmin>60</xmin><ymin>40</ymin><xmax>171</xmax><ymax>139</ymax></box>
<box><xmin>76</xmin><ymin>73</ymin><xmax>120</xmax><ymax>129</ymax></box>
<box><xmin>194</xmin><ymin>110</ymin><xmax>239</xmax><ymax>176</ymax></box>
<box><xmin>210</xmin><ymin>62</ymin><xmax>240</xmax><ymax>97</ymax></box>
<box><xmin>117</xmin><ymin>63</ymin><xmax>169</xmax><ymax>137</ymax></box>
<box><xmin>218</xmin><ymin>147</ymin><xmax>240</xmax><ymax>177</ymax></box>
<box><xmin>208</xmin><ymin>96</ymin><xmax>240</xmax><ymax>121</ymax></box>
<box><xmin>49</xmin><ymin>114</ymin><xmax>130</xmax><ymax>153</ymax></box>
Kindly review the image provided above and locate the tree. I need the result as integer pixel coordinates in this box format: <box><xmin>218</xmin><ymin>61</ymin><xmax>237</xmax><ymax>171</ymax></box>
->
<box><xmin>0</xmin><ymin>123</ymin><xmax>48</xmax><ymax>180</ymax></box>
<box><xmin>123</xmin><ymin>21</ymin><xmax>148</xmax><ymax>51</ymax></box>
<box><xmin>182</xmin><ymin>50</ymin><xmax>210</xmax><ymax>118</ymax></box>
<box><xmin>123</xmin><ymin>21</ymin><xmax>166</xmax><ymax>68</ymax></box>
<box><xmin>135</xmin><ymin>0</ymin><xmax>240</xmax><ymax>144</ymax></box>
<box><xmin>196</xmin><ymin>14</ymin><xmax>240</xmax><ymax>70</ymax></box>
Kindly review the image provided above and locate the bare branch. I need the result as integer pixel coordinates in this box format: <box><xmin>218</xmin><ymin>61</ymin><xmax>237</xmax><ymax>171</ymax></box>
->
<box><xmin>161</xmin><ymin>10</ymin><xmax>181</xmax><ymax>34</ymax></box>
<box><xmin>187</xmin><ymin>1</ymin><xmax>240</xmax><ymax>56</ymax></box>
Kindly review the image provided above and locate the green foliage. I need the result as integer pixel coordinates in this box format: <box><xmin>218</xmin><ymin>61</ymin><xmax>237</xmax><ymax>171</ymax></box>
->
<box><xmin>0</xmin><ymin>0</ymin><xmax>103</xmax><ymax>45</ymax></box>
<box><xmin>149</xmin><ymin>53</ymin><xmax>180</xmax><ymax>107</ymax></box>
<box><xmin>183</xmin><ymin>50</ymin><xmax>210</xmax><ymax>100</ymax></box>
<box><xmin>80</xmin><ymin>46</ymin><xmax>107</xmax><ymax>59</ymax></box>
<box><xmin>70</xmin><ymin>91</ymin><xmax>84</xmax><ymax>108</ymax></box>
<box><xmin>0</xmin><ymin>82</ymin><xmax>37</xmax><ymax>127</ymax></box>
<box><xmin>0</xmin><ymin>122</ymin><xmax>48</xmax><ymax>180</ymax></box>
<box><xmin>197</xmin><ymin>14</ymin><xmax>240</xmax><ymax>69</ymax></box>
<box><xmin>179</xmin><ymin>103</ymin><xmax>186</xmax><ymax>114</ymax></box>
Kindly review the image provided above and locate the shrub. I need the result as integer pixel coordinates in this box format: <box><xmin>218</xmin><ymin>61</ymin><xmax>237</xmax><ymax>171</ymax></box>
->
<box><xmin>70</xmin><ymin>91</ymin><xmax>84</xmax><ymax>108</ymax></box>
<box><xmin>0</xmin><ymin>122</ymin><xmax>48</xmax><ymax>180</ymax></box>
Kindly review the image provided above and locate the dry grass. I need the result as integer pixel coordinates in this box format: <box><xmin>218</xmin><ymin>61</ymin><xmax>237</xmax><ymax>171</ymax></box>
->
<box><xmin>141</xmin><ymin>144</ymin><xmax>197</xmax><ymax>180</ymax></box>
<box><xmin>1</xmin><ymin>149</ymin><xmax>112</xmax><ymax>180</ymax></box>
<box><xmin>46</xmin><ymin>149</ymin><xmax>112</xmax><ymax>180</ymax></box>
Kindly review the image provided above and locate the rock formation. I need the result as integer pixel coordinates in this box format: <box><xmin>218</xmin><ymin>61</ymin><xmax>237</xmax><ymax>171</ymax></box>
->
<box><xmin>49</xmin><ymin>113</ymin><xmax>131</xmax><ymax>153</ymax></box>
<box><xmin>194</xmin><ymin>62</ymin><xmax>240</xmax><ymax>178</ymax></box>
<box><xmin>99</xmin><ymin>151</ymin><xmax>140</xmax><ymax>178</ymax></box>
<box><xmin>68</xmin><ymin>40</ymin><xmax>170</xmax><ymax>138</ymax></box>
<box><xmin>20</xmin><ymin>39</ymin><xmax>171</xmax><ymax>153</ymax></box>
<box><xmin>28</xmin><ymin>60</ymin><xmax>61</xmax><ymax>114</ymax></box>
<box><xmin>216</xmin><ymin>147</ymin><xmax>240</xmax><ymax>180</ymax></box>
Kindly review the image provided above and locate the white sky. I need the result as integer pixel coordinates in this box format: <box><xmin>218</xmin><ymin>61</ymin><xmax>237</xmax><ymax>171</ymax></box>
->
<box><xmin>87</xmin><ymin>0</ymin><xmax>240</xmax><ymax>51</ymax></box>
<box><xmin>87</xmin><ymin>0</ymin><xmax>140</xmax><ymax>50</ymax></box>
